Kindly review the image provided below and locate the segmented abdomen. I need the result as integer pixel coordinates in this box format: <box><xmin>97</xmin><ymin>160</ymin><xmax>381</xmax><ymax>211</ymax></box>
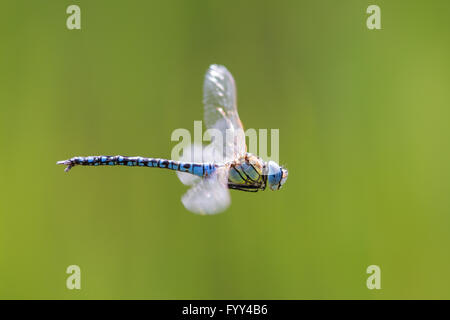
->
<box><xmin>61</xmin><ymin>155</ymin><xmax>217</xmax><ymax>177</ymax></box>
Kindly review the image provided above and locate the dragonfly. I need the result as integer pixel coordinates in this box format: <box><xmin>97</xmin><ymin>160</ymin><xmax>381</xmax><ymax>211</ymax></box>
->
<box><xmin>57</xmin><ymin>64</ymin><xmax>288</xmax><ymax>214</ymax></box>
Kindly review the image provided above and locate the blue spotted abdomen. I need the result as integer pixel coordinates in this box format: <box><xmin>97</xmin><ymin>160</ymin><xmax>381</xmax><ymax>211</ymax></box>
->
<box><xmin>58</xmin><ymin>155</ymin><xmax>217</xmax><ymax>177</ymax></box>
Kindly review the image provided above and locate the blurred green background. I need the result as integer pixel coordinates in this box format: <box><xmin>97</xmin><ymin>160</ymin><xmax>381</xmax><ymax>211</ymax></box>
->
<box><xmin>1</xmin><ymin>0</ymin><xmax>449</xmax><ymax>299</ymax></box>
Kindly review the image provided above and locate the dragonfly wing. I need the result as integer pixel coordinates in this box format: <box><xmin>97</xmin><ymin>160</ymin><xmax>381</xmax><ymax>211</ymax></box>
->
<box><xmin>182</xmin><ymin>166</ymin><xmax>230</xmax><ymax>214</ymax></box>
<box><xmin>176</xmin><ymin>143</ymin><xmax>219</xmax><ymax>186</ymax></box>
<box><xmin>203</xmin><ymin>64</ymin><xmax>246</xmax><ymax>162</ymax></box>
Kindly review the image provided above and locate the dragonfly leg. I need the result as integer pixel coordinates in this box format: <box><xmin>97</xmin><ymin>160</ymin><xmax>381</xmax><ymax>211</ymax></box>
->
<box><xmin>227</xmin><ymin>184</ymin><xmax>261</xmax><ymax>192</ymax></box>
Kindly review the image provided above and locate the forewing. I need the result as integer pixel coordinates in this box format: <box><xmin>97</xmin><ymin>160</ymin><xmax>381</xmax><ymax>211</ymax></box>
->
<box><xmin>181</xmin><ymin>166</ymin><xmax>230</xmax><ymax>215</ymax></box>
<box><xmin>203</xmin><ymin>64</ymin><xmax>246</xmax><ymax>162</ymax></box>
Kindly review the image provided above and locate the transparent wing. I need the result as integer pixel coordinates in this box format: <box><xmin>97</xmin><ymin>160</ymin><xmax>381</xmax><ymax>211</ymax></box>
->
<box><xmin>203</xmin><ymin>64</ymin><xmax>246</xmax><ymax>162</ymax></box>
<box><xmin>181</xmin><ymin>166</ymin><xmax>230</xmax><ymax>215</ymax></box>
<box><xmin>176</xmin><ymin>143</ymin><xmax>221</xmax><ymax>186</ymax></box>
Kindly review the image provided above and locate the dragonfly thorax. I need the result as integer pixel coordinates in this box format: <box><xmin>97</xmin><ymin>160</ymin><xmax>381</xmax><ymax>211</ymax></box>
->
<box><xmin>226</xmin><ymin>154</ymin><xmax>288</xmax><ymax>192</ymax></box>
<box><xmin>226</xmin><ymin>154</ymin><xmax>267</xmax><ymax>192</ymax></box>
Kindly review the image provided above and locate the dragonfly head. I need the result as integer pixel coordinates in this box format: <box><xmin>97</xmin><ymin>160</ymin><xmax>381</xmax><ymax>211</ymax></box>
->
<box><xmin>266</xmin><ymin>161</ymin><xmax>288</xmax><ymax>191</ymax></box>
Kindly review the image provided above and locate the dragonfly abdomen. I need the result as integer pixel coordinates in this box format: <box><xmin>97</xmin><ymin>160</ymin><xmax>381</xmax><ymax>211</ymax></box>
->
<box><xmin>57</xmin><ymin>155</ymin><xmax>217</xmax><ymax>177</ymax></box>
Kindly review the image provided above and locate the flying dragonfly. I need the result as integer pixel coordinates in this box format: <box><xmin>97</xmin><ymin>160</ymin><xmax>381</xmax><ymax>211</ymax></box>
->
<box><xmin>57</xmin><ymin>64</ymin><xmax>288</xmax><ymax>214</ymax></box>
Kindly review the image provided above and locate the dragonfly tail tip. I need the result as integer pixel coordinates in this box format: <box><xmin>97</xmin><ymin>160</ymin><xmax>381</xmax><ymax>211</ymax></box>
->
<box><xmin>57</xmin><ymin>160</ymin><xmax>72</xmax><ymax>172</ymax></box>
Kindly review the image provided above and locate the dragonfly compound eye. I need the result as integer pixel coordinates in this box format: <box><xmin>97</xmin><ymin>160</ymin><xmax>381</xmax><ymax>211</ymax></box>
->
<box><xmin>267</xmin><ymin>161</ymin><xmax>283</xmax><ymax>191</ymax></box>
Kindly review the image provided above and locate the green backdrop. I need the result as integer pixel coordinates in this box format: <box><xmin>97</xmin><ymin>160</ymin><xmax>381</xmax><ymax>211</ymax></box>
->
<box><xmin>1</xmin><ymin>0</ymin><xmax>449</xmax><ymax>299</ymax></box>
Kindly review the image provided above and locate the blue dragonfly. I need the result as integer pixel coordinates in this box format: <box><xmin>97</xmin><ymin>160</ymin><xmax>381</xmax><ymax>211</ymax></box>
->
<box><xmin>57</xmin><ymin>65</ymin><xmax>288</xmax><ymax>214</ymax></box>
